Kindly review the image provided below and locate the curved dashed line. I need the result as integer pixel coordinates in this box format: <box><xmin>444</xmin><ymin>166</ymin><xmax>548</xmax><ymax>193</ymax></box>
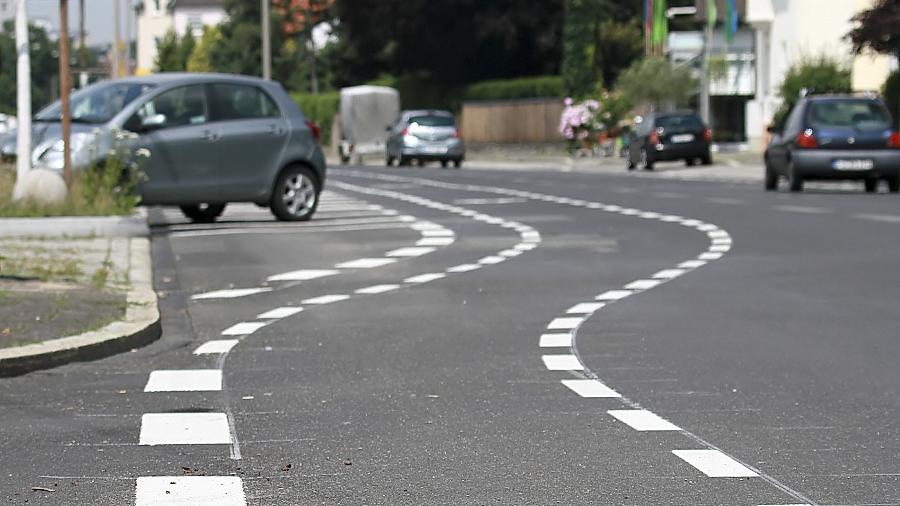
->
<box><xmin>335</xmin><ymin>170</ymin><xmax>817</xmax><ymax>506</ymax></box>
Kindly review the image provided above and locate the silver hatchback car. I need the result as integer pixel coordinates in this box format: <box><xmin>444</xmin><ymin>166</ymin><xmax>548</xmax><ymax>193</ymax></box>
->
<box><xmin>16</xmin><ymin>73</ymin><xmax>326</xmax><ymax>222</ymax></box>
<box><xmin>385</xmin><ymin>110</ymin><xmax>465</xmax><ymax>168</ymax></box>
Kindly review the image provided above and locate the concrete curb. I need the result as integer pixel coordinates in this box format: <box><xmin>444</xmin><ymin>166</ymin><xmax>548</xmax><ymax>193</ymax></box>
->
<box><xmin>0</xmin><ymin>208</ymin><xmax>149</xmax><ymax>238</ymax></box>
<box><xmin>0</xmin><ymin>237</ymin><xmax>161</xmax><ymax>377</ymax></box>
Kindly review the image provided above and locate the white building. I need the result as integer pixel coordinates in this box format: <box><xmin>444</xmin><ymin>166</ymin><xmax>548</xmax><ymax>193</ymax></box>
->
<box><xmin>0</xmin><ymin>0</ymin><xmax>13</xmax><ymax>26</ymax></box>
<box><xmin>746</xmin><ymin>0</ymin><xmax>896</xmax><ymax>147</ymax></box>
<box><xmin>135</xmin><ymin>0</ymin><xmax>225</xmax><ymax>75</ymax></box>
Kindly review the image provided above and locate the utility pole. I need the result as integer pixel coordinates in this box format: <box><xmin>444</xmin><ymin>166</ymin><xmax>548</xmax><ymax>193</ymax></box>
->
<box><xmin>59</xmin><ymin>0</ymin><xmax>74</xmax><ymax>186</ymax></box>
<box><xmin>113</xmin><ymin>0</ymin><xmax>121</xmax><ymax>77</ymax></box>
<box><xmin>14</xmin><ymin>0</ymin><xmax>31</xmax><ymax>185</ymax></box>
<box><xmin>261</xmin><ymin>0</ymin><xmax>271</xmax><ymax>80</ymax></box>
<box><xmin>699</xmin><ymin>22</ymin><xmax>712</xmax><ymax>125</ymax></box>
<box><xmin>78</xmin><ymin>0</ymin><xmax>85</xmax><ymax>64</ymax></box>
<box><xmin>125</xmin><ymin>0</ymin><xmax>133</xmax><ymax>75</ymax></box>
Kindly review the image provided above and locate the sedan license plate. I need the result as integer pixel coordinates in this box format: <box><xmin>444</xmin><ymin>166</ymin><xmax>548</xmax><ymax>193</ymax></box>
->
<box><xmin>671</xmin><ymin>134</ymin><xmax>694</xmax><ymax>143</ymax></box>
<box><xmin>832</xmin><ymin>159</ymin><xmax>874</xmax><ymax>171</ymax></box>
<box><xmin>422</xmin><ymin>145</ymin><xmax>448</xmax><ymax>154</ymax></box>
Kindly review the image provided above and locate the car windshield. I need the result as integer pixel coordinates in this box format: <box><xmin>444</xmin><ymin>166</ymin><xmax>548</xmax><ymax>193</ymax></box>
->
<box><xmin>808</xmin><ymin>100</ymin><xmax>892</xmax><ymax>131</ymax></box>
<box><xmin>656</xmin><ymin>115</ymin><xmax>703</xmax><ymax>130</ymax></box>
<box><xmin>408</xmin><ymin>115</ymin><xmax>455</xmax><ymax>127</ymax></box>
<box><xmin>35</xmin><ymin>82</ymin><xmax>155</xmax><ymax>124</ymax></box>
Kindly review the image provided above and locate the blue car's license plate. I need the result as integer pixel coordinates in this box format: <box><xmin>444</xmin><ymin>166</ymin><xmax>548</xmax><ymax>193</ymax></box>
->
<box><xmin>832</xmin><ymin>159</ymin><xmax>874</xmax><ymax>171</ymax></box>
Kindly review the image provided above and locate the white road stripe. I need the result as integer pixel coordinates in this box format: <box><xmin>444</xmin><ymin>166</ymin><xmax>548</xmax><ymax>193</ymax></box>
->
<box><xmin>625</xmin><ymin>279</ymin><xmax>662</xmax><ymax>290</ymax></box>
<box><xmin>417</xmin><ymin>237</ymin><xmax>455</xmax><ymax>246</ymax></box>
<box><xmin>709</xmin><ymin>244</ymin><xmax>731</xmax><ymax>252</ymax></box>
<box><xmin>608</xmin><ymin>409</ymin><xmax>681</xmax><ymax>431</ymax></box>
<box><xmin>699</xmin><ymin>252</ymin><xmax>724</xmax><ymax>260</ymax></box>
<box><xmin>335</xmin><ymin>258</ymin><xmax>396</xmax><ymax>269</ymax></box>
<box><xmin>194</xmin><ymin>340</ymin><xmax>239</xmax><ymax>355</ymax></box>
<box><xmin>653</xmin><ymin>269</ymin><xmax>685</xmax><ymax>279</ymax></box>
<box><xmin>144</xmin><ymin>370</ymin><xmax>222</xmax><ymax>392</ymax></box>
<box><xmin>191</xmin><ymin>288</ymin><xmax>271</xmax><ymax>300</ymax></box>
<box><xmin>355</xmin><ymin>284</ymin><xmax>400</xmax><ymax>295</ymax></box>
<box><xmin>542</xmin><ymin>355</ymin><xmax>584</xmax><ymax>371</ymax></box>
<box><xmin>404</xmin><ymin>273</ymin><xmax>446</xmax><ymax>283</ymax></box>
<box><xmin>267</xmin><ymin>269</ymin><xmax>338</xmax><ymax>282</ymax></box>
<box><xmin>136</xmin><ymin>476</ymin><xmax>246</xmax><ymax>506</ymax></box>
<box><xmin>302</xmin><ymin>294</ymin><xmax>350</xmax><ymax>305</ymax></box>
<box><xmin>539</xmin><ymin>333</ymin><xmax>573</xmax><ymax>347</ymax></box>
<box><xmin>221</xmin><ymin>322</ymin><xmax>269</xmax><ymax>336</ymax></box>
<box><xmin>595</xmin><ymin>290</ymin><xmax>632</xmax><ymax>301</ymax></box>
<box><xmin>547</xmin><ymin>317</ymin><xmax>583</xmax><ymax>330</ymax></box>
<box><xmin>773</xmin><ymin>205</ymin><xmax>829</xmax><ymax>214</ymax></box>
<box><xmin>672</xmin><ymin>449</ymin><xmax>759</xmax><ymax>478</ymax></box>
<box><xmin>479</xmin><ymin>256</ymin><xmax>506</xmax><ymax>265</ymax></box>
<box><xmin>855</xmin><ymin>213</ymin><xmax>900</xmax><ymax>223</ymax></box>
<box><xmin>678</xmin><ymin>260</ymin><xmax>707</xmax><ymax>269</ymax></box>
<box><xmin>566</xmin><ymin>302</ymin><xmax>606</xmax><ymax>314</ymax></box>
<box><xmin>139</xmin><ymin>413</ymin><xmax>232</xmax><ymax>445</ymax></box>
<box><xmin>560</xmin><ymin>379</ymin><xmax>620</xmax><ymax>397</ymax></box>
<box><xmin>446</xmin><ymin>264</ymin><xmax>480</xmax><ymax>273</ymax></box>
<box><xmin>386</xmin><ymin>247</ymin><xmax>436</xmax><ymax>257</ymax></box>
<box><xmin>256</xmin><ymin>307</ymin><xmax>303</xmax><ymax>319</ymax></box>
<box><xmin>420</xmin><ymin>229</ymin><xmax>455</xmax><ymax>237</ymax></box>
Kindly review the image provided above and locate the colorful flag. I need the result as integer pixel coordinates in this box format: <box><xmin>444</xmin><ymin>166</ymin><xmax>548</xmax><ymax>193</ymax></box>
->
<box><xmin>651</xmin><ymin>0</ymin><xmax>668</xmax><ymax>46</ymax></box>
<box><xmin>706</xmin><ymin>0</ymin><xmax>717</xmax><ymax>30</ymax></box>
<box><xmin>725</xmin><ymin>0</ymin><xmax>738</xmax><ymax>43</ymax></box>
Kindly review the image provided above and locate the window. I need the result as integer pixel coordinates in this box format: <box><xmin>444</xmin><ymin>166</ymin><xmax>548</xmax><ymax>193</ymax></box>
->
<box><xmin>210</xmin><ymin>84</ymin><xmax>280</xmax><ymax>121</ymax></box>
<box><xmin>656</xmin><ymin>115</ymin><xmax>704</xmax><ymax>130</ymax></box>
<box><xmin>408</xmin><ymin>115</ymin><xmax>455</xmax><ymax>127</ymax></box>
<box><xmin>36</xmin><ymin>82</ymin><xmax>154</xmax><ymax>124</ymax></box>
<box><xmin>187</xmin><ymin>14</ymin><xmax>203</xmax><ymax>36</ymax></box>
<box><xmin>808</xmin><ymin>100</ymin><xmax>891</xmax><ymax>131</ymax></box>
<box><xmin>133</xmin><ymin>85</ymin><xmax>208</xmax><ymax>129</ymax></box>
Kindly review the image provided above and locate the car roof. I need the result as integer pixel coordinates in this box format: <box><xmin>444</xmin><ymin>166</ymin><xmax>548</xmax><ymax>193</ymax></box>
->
<box><xmin>402</xmin><ymin>109</ymin><xmax>454</xmax><ymax>117</ymax></box>
<box><xmin>109</xmin><ymin>72</ymin><xmax>272</xmax><ymax>86</ymax></box>
<box><xmin>803</xmin><ymin>94</ymin><xmax>883</xmax><ymax>103</ymax></box>
<box><xmin>654</xmin><ymin>110</ymin><xmax>700</xmax><ymax>118</ymax></box>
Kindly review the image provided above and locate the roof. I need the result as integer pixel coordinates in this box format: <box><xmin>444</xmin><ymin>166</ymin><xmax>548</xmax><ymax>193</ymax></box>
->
<box><xmin>402</xmin><ymin>110</ymin><xmax>454</xmax><ymax>117</ymax></box>
<box><xmin>109</xmin><ymin>72</ymin><xmax>270</xmax><ymax>86</ymax></box>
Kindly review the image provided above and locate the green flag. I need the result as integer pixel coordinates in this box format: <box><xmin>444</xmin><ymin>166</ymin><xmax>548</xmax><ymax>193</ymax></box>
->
<box><xmin>651</xmin><ymin>0</ymin><xmax>668</xmax><ymax>45</ymax></box>
<box><xmin>706</xmin><ymin>0</ymin><xmax>717</xmax><ymax>30</ymax></box>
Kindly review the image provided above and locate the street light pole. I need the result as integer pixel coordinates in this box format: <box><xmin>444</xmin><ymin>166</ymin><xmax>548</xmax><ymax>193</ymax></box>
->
<box><xmin>59</xmin><ymin>0</ymin><xmax>73</xmax><ymax>186</ymax></box>
<box><xmin>699</xmin><ymin>22</ymin><xmax>712</xmax><ymax>125</ymax></box>
<box><xmin>261</xmin><ymin>0</ymin><xmax>271</xmax><ymax>80</ymax></box>
<box><xmin>113</xmin><ymin>0</ymin><xmax>121</xmax><ymax>77</ymax></box>
<box><xmin>14</xmin><ymin>0</ymin><xmax>31</xmax><ymax>184</ymax></box>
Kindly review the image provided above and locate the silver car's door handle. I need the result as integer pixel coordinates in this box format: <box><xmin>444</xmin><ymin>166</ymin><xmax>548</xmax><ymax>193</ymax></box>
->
<box><xmin>268</xmin><ymin>125</ymin><xmax>286</xmax><ymax>136</ymax></box>
<box><xmin>201</xmin><ymin>130</ymin><xmax>220</xmax><ymax>142</ymax></box>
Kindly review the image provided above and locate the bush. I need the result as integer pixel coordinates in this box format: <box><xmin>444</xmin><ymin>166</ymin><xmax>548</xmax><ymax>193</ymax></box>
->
<box><xmin>615</xmin><ymin>57</ymin><xmax>696</xmax><ymax>111</ymax></box>
<box><xmin>772</xmin><ymin>56</ymin><xmax>852</xmax><ymax>127</ymax></box>
<box><xmin>291</xmin><ymin>92</ymin><xmax>340</xmax><ymax>146</ymax></box>
<box><xmin>464</xmin><ymin>76</ymin><xmax>564</xmax><ymax>101</ymax></box>
<box><xmin>883</xmin><ymin>70</ymin><xmax>900</xmax><ymax>128</ymax></box>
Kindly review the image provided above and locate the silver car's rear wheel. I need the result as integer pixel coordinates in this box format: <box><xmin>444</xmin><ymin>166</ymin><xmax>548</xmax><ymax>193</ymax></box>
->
<box><xmin>271</xmin><ymin>166</ymin><xmax>320</xmax><ymax>221</ymax></box>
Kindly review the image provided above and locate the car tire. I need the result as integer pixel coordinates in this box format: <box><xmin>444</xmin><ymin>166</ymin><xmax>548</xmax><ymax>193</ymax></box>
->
<box><xmin>864</xmin><ymin>178</ymin><xmax>878</xmax><ymax>193</ymax></box>
<box><xmin>764</xmin><ymin>161</ymin><xmax>778</xmax><ymax>191</ymax></box>
<box><xmin>453</xmin><ymin>159</ymin><xmax>463</xmax><ymax>169</ymax></box>
<box><xmin>626</xmin><ymin>156</ymin><xmax>635</xmax><ymax>171</ymax></box>
<box><xmin>788</xmin><ymin>165</ymin><xmax>803</xmax><ymax>192</ymax></box>
<box><xmin>887</xmin><ymin>176</ymin><xmax>900</xmax><ymax>193</ymax></box>
<box><xmin>685</xmin><ymin>158</ymin><xmax>696</xmax><ymax>166</ymax></box>
<box><xmin>386</xmin><ymin>155</ymin><xmax>395</xmax><ymax>167</ymax></box>
<box><xmin>701</xmin><ymin>154</ymin><xmax>713</xmax><ymax>165</ymax></box>
<box><xmin>398</xmin><ymin>156</ymin><xmax>410</xmax><ymax>167</ymax></box>
<box><xmin>440</xmin><ymin>160</ymin><xmax>448</xmax><ymax>168</ymax></box>
<box><xmin>180</xmin><ymin>203</ymin><xmax>226</xmax><ymax>223</ymax></box>
<box><xmin>270</xmin><ymin>165</ymin><xmax>320</xmax><ymax>222</ymax></box>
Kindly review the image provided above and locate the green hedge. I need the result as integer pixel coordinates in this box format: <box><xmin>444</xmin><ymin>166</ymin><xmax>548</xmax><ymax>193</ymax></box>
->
<box><xmin>291</xmin><ymin>91</ymin><xmax>340</xmax><ymax>146</ymax></box>
<box><xmin>463</xmin><ymin>75</ymin><xmax>564</xmax><ymax>101</ymax></box>
<box><xmin>883</xmin><ymin>70</ymin><xmax>900</xmax><ymax>128</ymax></box>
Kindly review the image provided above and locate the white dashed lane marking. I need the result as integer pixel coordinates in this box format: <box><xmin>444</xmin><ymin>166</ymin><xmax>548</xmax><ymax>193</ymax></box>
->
<box><xmin>386</xmin><ymin>246</ymin><xmax>436</xmax><ymax>257</ymax></box>
<box><xmin>546</xmin><ymin>317</ymin><xmax>584</xmax><ymax>330</ymax></box>
<box><xmin>256</xmin><ymin>307</ymin><xmax>303</xmax><ymax>319</ymax></box>
<box><xmin>139</xmin><ymin>413</ymin><xmax>232</xmax><ymax>446</ymax></box>
<box><xmin>191</xmin><ymin>288</ymin><xmax>272</xmax><ymax>300</ymax></box>
<box><xmin>566</xmin><ymin>302</ymin><xmax>606</xmax><ymax>314</ymax></box>
<box><xmin>417</xmin><ymin>237</ymin><xmax>454</xmax><ymax>246</ymax></box>
<box><xmin>404</xmin><ymin>273</ymin><xmax>446</xmax><ymax>283</ymax></box>
<box><xmin>672</xmin><ymin>449</ymin><xmax>760</xmax><ymax>478</ymax></box>
<box><xmin>144</xmin><ymin>370</ymin><xmax>223</xmax><ymax>392</ymax></box>
<box><xmin>446</xmin><ymin>264</ymin><xmax>480</xmax><ymax>273</ymax></box>
<box><xmin>221</xmin><ymin>322</ymin><xmax>269</xmax><ymax>336</ymax></box>
<box><xmin>608</xmin><ymin>410</ymin><xmax>681</xmax><ymax>431</ymax></box>
<box><xmin>560</xmin><ymin>379</ymin><xmax>620</xmax><ymax>398</ymax></box>
<box><xmin>624</xmin><ymin>279</ymin><xmax>662</xmax><ymax>290</ymax></box>
<box><xmin>302</xmin><ymin>294</ymin><xmax>351</xmax><ymax>305</ymax></box>
<box><xmin>542</xmin><ymin>355</ymin><xmax>584</xmax><ymax>371</ymax></box>
<box><xmin>595</xmin><ymin>290</ymin><xmax>632</xmax><ymax>301</ymax></box>
<box><xmin>355</xmin><ymin>284</ymin><xmax>400</xmax><ymax>295</ymax></box>
<box><xmin>652</xmin><ymin>269</ymin><xmax>685</xmax><ymax>279</ymax></box>
<box><xmin>334</xmin><ymin>257</ymin><xmax>396</xmax><ymax>269</ymax></box>
<box><xmin>539</xmin><ymin>333</ymin><xmax>573</xmax><ymax>347</ymax></box>
<box><xmin>193</xmin><ymin>340</ymin><xmax>239</xmax><ymax>355</ymax></box>
<box><xmin>135</xmin><ymin>476</ymin><xmax>245</xmax><ymax>506</ymax></box>
<box><xmin>855</xmin><ymin>212</ymin><xmax>900</xmax><ymax>223</ymax></box>
<box><xmin>266</xmin><ymin>269</ymin><xmax>339</xmax><ymax>282</ymax></box>
<box><xmin>772</xmin><ymin>205</ymin><xmax>830</xmax><ymax>214</ymax></box>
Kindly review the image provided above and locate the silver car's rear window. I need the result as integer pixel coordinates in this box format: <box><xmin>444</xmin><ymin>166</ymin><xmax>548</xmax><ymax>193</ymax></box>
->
<box><xmin>808</xmin><ymin>100</ymin><xmax>891</xmax><ymax>131</ymax></box>
<box><xmin>409</xmin><ymin>115</ymin><xmax>455</xmax><ymax>127</ymax></box>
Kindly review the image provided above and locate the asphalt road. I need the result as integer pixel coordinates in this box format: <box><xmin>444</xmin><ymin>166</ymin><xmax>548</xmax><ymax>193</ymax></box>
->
<box><xmin>1</xmin><ymin>161</ymin><xmax>899</xmax><ymax>505</ymax></box>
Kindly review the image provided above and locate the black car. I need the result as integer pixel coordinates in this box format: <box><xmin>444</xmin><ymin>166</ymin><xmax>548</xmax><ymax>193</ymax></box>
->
<box><xmin>626</xmin><ymin>111</ymin><xmax>712</xmax><ymax>171</ymax></box>
<box><xmin>765</xmin><ymin>94</ymin><xmax>900</xmax><ymax>192</ymax></box>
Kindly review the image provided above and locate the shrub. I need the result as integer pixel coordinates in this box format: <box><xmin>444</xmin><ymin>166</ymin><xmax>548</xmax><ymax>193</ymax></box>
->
<box><xmin>615</xmin><ymin>57</ymin><xmax>696</xmax><ymax>111</ymax></box>
<box><xmin>291</xmin><ymin>91</ymin><xmax>340</xmax><ymax>146</ymax></box>
<box><xmin>464</xmin><ymin>76</ymin><xmax>564</xmax><ymax>101</ymax></box>
<box><xmin>882</xmin><ymin>69</ymin><xmax>900</xmax><ymax>128</ymax></box>
<box><xmin>772</xmin><ymin>56</ymin><xmax>852</xmax><ymax>127</ymax></box>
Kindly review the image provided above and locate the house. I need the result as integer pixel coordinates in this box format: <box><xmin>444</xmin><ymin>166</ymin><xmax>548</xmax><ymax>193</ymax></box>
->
<box><xmin>135</xmin><ymin>0</ymin><xmax>226</xmax><ymax>75</ymax></box>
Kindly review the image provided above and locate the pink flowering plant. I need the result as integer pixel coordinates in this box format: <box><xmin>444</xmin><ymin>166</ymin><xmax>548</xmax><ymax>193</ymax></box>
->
<box><xmin>559</xmin><ymin>97</ymin><xmax>604</xmax><ymax>151</ymax></box>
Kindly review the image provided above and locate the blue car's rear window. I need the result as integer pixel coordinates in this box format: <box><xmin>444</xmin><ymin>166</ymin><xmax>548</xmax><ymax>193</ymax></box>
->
<box><xmin>808</xmin><ymin>100</ymin><xmax>891</xmax><ymax>131</ymax></box>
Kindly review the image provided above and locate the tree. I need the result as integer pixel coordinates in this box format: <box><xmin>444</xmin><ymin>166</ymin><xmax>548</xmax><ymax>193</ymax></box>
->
<box><xmin>882</xmin><ymin>70</ymin><xmax>900</xmax><ymax>128</ymax></box>
<box><xmin>847</xmin><ymin>0</ymin><xmax>900</xmax><ymax>59</ymax></box>
<box><xmin>178</xmin><ymin>30</ymin><xmax>196</xmax><ymax>70</ymax></box>
<box><xmin>0</xmin><ymin>21</ymin><xmax>59</xmax><ymax>114</ymax></box>
<box><xmin>772</xmin><ymin>56</ymin><xmax>852</xmax><ymax>127</ymax></box>
<box><xmin>154</xmin><ymin>29</ymin><xmax>183</xmax><ymax>71</ymax></box>
<box><xmin>187</xmin><ymin>26</ymin><xmax>221</xmax><ymax>72</ymax></box>
<box><xmin>615</xmin><ymin>57</ymin><xmax>696</xmax><ymax>110</ymax></box>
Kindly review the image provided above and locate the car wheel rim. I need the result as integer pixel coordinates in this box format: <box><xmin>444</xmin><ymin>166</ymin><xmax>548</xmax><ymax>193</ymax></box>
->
<box><xmin>282</xmin><ymin>174</ymin><xmax>316</xmax><ymax>216</ymax></box>
<box><xmin>640</xmin><ymin>149</ymin><xmax>647</xmax><ymax>167</ymax></box>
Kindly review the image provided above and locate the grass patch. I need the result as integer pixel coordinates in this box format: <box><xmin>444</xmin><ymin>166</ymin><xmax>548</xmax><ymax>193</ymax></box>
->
<box><xmin>0</xmin><ymin>150</ymin><xmax>142</xmax><ymax>218</ymax></box>
<box><xmin>0</xmin><ymin>254</ymin><xmax>82</xmax><ymax>282</ymax></box>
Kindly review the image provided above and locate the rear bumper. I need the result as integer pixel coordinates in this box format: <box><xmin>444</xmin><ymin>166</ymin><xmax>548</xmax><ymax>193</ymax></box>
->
<box><xmin>650</xmin><ymin>141</ymin><xmax>709</xmax><ymax>161</ymax></box>
<box><xmin>401</xmin><ymin>142</ymin><xmax>465</xmax><ymax>160</ymax></box>
<box><xmin>793</xmin><ymin>150</ymin><xmax>900</xmax><ymax>179</ymax></box>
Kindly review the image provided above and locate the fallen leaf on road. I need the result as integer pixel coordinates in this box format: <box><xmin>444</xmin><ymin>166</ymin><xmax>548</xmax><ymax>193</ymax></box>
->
<box><xmin>343</xmin><ymin>459</ymin><xmax>352</xmax><ymax>466</ymax></box>
<box><xmin>281</xmin><ymin>463</ymin><xmax>292</xmax><ymax>472</ymax></box>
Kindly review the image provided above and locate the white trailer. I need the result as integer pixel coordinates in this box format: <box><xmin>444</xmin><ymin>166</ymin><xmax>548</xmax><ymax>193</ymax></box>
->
<box><xmin>338</xmin><ymin>85</ymin><xmax>400</xmax><ymax>164</ymax></box>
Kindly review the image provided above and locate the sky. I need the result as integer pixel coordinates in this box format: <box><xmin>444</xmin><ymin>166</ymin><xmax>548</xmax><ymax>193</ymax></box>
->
<box><xmin>25</xmin><ymin>0</ymin><xmax>123</xmax><ymax>45</ymax></box>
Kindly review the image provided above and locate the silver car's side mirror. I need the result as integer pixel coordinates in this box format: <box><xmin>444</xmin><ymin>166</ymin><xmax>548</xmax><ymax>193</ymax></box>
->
<box><xmin>141</xmin><ymin>114</ymin><xmax>167</xmax><ymax>131</ymax></box>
